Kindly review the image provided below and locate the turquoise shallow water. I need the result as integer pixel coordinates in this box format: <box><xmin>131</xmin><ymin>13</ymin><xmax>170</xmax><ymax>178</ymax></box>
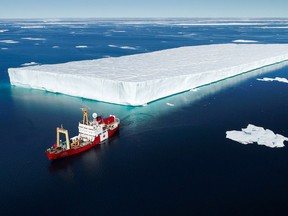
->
<box><xmin>1</xmin><ymin>18</ymin><xmax>288</xmax><ymax>215</ymax></box>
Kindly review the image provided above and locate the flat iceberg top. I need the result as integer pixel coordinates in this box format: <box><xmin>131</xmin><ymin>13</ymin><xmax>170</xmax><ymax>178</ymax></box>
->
<box><xmin>10</xmin><ymin>44</ymin><xmax>288</xmax><ymax>82</ymax></box>
<box><xmin>8</xmin><ymin>44</ymin><xmax>288</xmax><ymax>105</ymax></box>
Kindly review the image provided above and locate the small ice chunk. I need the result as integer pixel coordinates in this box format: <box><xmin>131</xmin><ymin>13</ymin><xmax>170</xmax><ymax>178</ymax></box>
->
<box><xmin>111</xmin><ymin>30</ymin><xmax>126</xmax><ymax>33</ymax></box>
<box><xmin>226</xmin><ymin>124</ymin><xmax>288</xmax><ymax>148</ymax></box>
<box><xmin>22</xmin><ymin>37</ymin><xmax>46</xmax><ymax>41</ymax></box>
<box><xmin>0</xmin><ymin>40</ymin><xmax>19</xmax><ymax>44</ymax></box>
<box><xmin>257</xmin><ymin>77</ymin><xmax>288</xmax><ymax>84</ymax></box>
<box><xmin>0</xmin><ymin>29</ymin><xmax>8</xmax><ymax>33</ymax></box>
<box><xmin>166</xmin><ymin>103</ymin><xmax>175</xmax><ymax>106</ymax></box>
<box><xmin>21</xmin><ymin>62</ymin><xmax>38</xmax><ymax>66</ymax></box>
<box><xmin>232</xmin><ymin>39</ymin><xmax>258</xmax><ymax>43</ymax></box>
<box><xmin>108</xmin><ymin>44</ymin><xmax>136</xmax><ymax>50</ymax></box>
<box><xmin>75</xmin><ymin>45</ymin><xmax>88</xmax><ymax>48</ymax></box>
<box><xmin>20</xmin><ymin>26</ymin><xmax>45</xmax><ymax>29</ymax></box>
<box><xmin>120</xmin><ymin>46</ymin><xmax>137</xmax><ymax>50</ymax></box>
<box><xmin>108</xmin><ymin>44</ymin><xmax>117</xmax><ymax>48</ymax></box>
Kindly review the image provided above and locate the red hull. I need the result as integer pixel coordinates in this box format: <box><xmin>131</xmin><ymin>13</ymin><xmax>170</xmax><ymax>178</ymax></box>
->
<box><xmin>46</xmin><ymin>125</ymin><xmax>119</xmax><ymax>160</ymax></box>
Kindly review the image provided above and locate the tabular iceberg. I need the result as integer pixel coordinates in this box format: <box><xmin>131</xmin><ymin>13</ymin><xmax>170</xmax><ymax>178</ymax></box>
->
<box><xmin>8</xmin><ymin>44</ymin><xmax>288</xmax><ymax>106</ymax></box>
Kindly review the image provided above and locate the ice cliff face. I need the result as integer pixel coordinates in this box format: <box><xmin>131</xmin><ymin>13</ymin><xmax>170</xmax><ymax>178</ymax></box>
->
<box><xmin>8</xmin><ymin>44</ymin><xmax>288</xmax><ymax>106</ymax></box>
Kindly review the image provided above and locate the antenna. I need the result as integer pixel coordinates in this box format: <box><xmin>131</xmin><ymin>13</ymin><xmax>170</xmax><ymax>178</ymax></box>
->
<box><xmin>80</xmin><ymin>107</ymin><xmax>90</xmax><ymax>125</ymax></box>
<box><xmin>80</xmin><ymin>105</ymin><xmax>90</xmax><ymax>111</ymax></box>
<box><xmin>80</xmin><ymin>106</ymin><xmax>90</xmax><ymax>112</ymax></box>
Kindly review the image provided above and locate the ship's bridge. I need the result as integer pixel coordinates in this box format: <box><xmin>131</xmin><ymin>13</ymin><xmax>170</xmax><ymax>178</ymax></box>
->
<box><xmin>78</xmin><ymin>122</ymin><xmax>102</xmax><ymax>137</ymax></box>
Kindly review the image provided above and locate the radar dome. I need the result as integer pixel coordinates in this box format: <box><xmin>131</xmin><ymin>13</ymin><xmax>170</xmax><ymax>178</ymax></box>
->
<box><xmin>92</xmin><ymin>113</ymin><xmax>97</xmax><ymax>119</ymax></box>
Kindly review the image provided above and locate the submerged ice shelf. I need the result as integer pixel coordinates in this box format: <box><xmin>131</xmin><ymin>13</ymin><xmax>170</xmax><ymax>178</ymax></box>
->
<box><xmin>8</xmin><ymin>44</ymin><xmax>288</xmax><ymax>106</ymax></box>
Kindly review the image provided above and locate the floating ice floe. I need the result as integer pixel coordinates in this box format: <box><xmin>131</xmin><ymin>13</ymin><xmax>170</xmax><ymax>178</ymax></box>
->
<box><xmin>232</xmin><ymin>39</ymin><xmax>258</xmax><ymax>43</ymax></box>
<box><xmin>108</xmin><ymin>44</ymin><xmax>137</xmax><ymax>50</ymax></box>
<box><xmin>258</xmin><ymin>26</ymin><xmax>288</xmax><ymax>29</ymax></box>
<box><xmin>52</xmin><ymin>46</ymin><xmax>59</xmax><ymax>48</ymax></box>
<box><xmin>20</xmin><ymin>26</ymin><xmax>45</xmax><ymax>29</ymax></box>
<box><xmin>8</xmin><ymin>44</ymin><xmax>288</xmax><ymax>106</ymax></box>
<box><xmin>22</xmin><ymin>37</ymin><xmax>46</xmax><ymax>41</ymax></box>
<box><xmin>1</xmin><ymin>48</ymin><xmax>8</xmax><ymax>50</ymax></box>
<box><xmin>108</xmin><ymin>44</ymin><xmax>118</xmax><ymax>48</ymax></box>
<box><xmin>120</xmin><ymin>46</ymin><xmax>137</xmax><ymax>50</ymax></box>
<box><xmin>0</xmin><ymin>40</ymin><xmax>19</xmax><ymax>44</ymax></box>
<box><xmin>257</xmin><ymin>77</ymin><xmax>288</xmax><ymax>84</ymax></box>
<box><xmin>75</xmin><ymin>45</ymin><xmax>88</xmax><ymax>48</ymax></box>
<box><xmin>0</xmin><ymin>29</ymin><xmax>8</xmax><ymax>33</ymax></box>
<box><xmin>110</xmin><ymin>30</ymin><xmax>126</xmax><ymax>33</ymax></box>
<box><xmin>166</xmin><ymin>103</ymin><xmax>175</xmax><ymax>106</ymax></box>
<box><xmin>226</xmin><ymin>124</ymin><xmax>288</xmax><ymax>148</ymax></box>
<box><xmin>21</xmin><ymin>62</ymin><xmax>38</xmax><ymax>66</ymax></box>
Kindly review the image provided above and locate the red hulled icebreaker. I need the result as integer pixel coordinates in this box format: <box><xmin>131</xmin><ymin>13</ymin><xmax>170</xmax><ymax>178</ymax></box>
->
<box><xmin>46</xmin><ymin>108</ymin><xmax>120</xmax><ymax>160</ymax></box>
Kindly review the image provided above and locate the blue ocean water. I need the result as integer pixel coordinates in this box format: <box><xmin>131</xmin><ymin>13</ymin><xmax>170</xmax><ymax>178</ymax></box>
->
<box><xmin>1</xmin><ymin>18</ymin><xmax>288</xmax><ymax>215</ymax></box>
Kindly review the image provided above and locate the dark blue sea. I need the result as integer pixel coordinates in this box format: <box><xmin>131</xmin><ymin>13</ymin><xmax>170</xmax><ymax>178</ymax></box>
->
<box><xmin>1</xmin><ymin>18</ymin><xmax>288</xmax><ymax>216</ymax></box>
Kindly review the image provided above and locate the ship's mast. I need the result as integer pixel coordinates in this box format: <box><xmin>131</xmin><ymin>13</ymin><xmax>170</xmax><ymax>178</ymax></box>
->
<box><xmin>81</xmin><ymin>108</ymin><xmax>89</xmax><ymax>125</ymax></box>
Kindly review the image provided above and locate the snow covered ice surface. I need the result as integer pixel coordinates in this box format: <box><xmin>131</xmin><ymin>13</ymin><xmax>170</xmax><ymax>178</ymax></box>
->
<box><xmin>226</xmin><ymin>124</ymin><xmax>288</xmax><ymax>148</ymax></box>
<box><xmin>8</xmin><ymin>43</ymin><xmax>288</xmax><ymax>106</ymax></box>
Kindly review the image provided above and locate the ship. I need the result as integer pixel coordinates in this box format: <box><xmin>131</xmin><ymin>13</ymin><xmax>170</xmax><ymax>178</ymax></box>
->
<box><xmin>46</xmin><ymin>108</ymin><xmax>120</xmax><ymax>160</ymax></box>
